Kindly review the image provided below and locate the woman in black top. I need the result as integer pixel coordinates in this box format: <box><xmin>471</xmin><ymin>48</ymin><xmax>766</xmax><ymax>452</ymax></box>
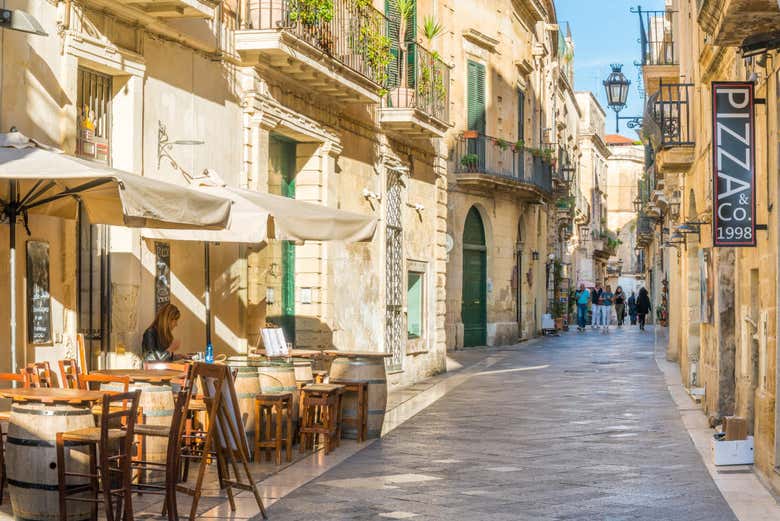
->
<box><xmin>614</xmin><ymin>286</ymin><xmax>626</xmax><ymax>327</ymax></box>
<box><xmin>636</xmin><ymin>287</ymin><xmax>652</xmax><ymax>331</ymax></box>
<box><xmin>142</xmin><ymin>304</ymin><xmax>182</xmax><ymax>361</ymax></box>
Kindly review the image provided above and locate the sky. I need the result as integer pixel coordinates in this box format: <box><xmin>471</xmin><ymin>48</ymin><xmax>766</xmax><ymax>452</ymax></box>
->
<box><xmin>555</xmin><ymin>0</ymin><xmax>666</xmax><ymax>137</ymax></box>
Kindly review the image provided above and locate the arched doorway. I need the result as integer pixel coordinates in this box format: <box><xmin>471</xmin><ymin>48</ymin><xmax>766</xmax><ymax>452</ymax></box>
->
<box><xmin>462</xmin><ymin>207</ymin><xmax>487</xmax><ymax>346</ymax></box>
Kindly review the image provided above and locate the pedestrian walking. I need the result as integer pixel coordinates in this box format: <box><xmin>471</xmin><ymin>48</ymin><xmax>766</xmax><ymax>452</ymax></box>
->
<box><xmin>574</xmin><ymin>283</ymin><xmax>590</xmax><ymax>332</ymax></box>
<box><xmin>590</xmin><ymin>283</ymin><xmax>603</xmax><ymax>329</ymax></box>
<box><xmin>628</xmin><ymin>291</ymin><xmax>637</xmax><ymax>325</ymax></box>
<box><xmin>636</xmin><ymin>287</ymin><xmax>651</xmax><ymax>331</ymax></box>
<box><xmin>614</xmin><ymin>286</ymin><xmax>626</xmax><ymax>326</ymax></box>
<box><xmin>601</xmin><ymin>285</ymin><xmax>614</xmax><ymax>333</ymax></box>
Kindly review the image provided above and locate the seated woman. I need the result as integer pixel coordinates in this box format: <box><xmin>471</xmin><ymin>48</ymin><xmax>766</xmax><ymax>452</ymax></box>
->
<box><xmin>142</xmin><ymin>303</ymin><xmax>182</xmax><ymax>361</ymax></box>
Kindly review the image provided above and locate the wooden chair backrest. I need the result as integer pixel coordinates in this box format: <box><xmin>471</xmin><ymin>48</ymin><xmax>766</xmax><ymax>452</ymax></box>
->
<box><xmin>58</xmin><ymin>359</ymin><xmax>81</xmax><ymax>389</ymax></box>
<box><xmin>0</xmin><ymin>372</ymin><xmax>29</xmax><ymax>388</ymax></box>
<box><xmin>22</xmin><ymin>362</ymin><xmax>54</xmax><ymax>388</ymax></box>
<box><xmin>98</xmin><ymin>390</ymin><xmax>140</xmax><ymax>442</ymax></box>
<box><xmin>78</xmin><ymin>373</ymin><xmax>131</xmax><ymax>392</ymax></box>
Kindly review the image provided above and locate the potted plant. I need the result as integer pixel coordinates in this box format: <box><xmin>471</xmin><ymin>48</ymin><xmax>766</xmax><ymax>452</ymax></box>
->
<box><xmin>460</xmin><ymin>153</ymin><xmax>478</xmax><ymax>172</ymax></box>
<box><xmin>290</xmin><ymin>0</ymin><xmax>335</xmax><ymax>51</ymax></box>
<box><xmin>463</xmin><ymin>130</ymin><xmax>479</xmax><ymax>139</ymax></box>
<box><xmin>656</xmin><ymin>303</ymin><xmax>668</xmax><ymax>326</ymax></box>
<box><xmin>388</xmin><ymin>0</ymin><xmax>416</xmax><ymax>107</ymax></box>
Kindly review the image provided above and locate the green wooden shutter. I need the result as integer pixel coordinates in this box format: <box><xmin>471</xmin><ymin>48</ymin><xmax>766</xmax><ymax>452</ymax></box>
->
<box><xmin>467</xmin><ymin>60</ymin><xmax>486</xmax><ymax>133</ymax></box>
<box><xmin>385</xmin><ymin>0</ymin><xmax>416</xmax><ymax>89</ymax></box>
<box><xmin>279</xmin><ymin>140</ymin><xmax>296</xmax><ymax>345</ymax></box>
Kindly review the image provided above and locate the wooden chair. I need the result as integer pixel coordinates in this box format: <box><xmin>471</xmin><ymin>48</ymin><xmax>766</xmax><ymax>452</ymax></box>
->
<box><xmin>330</xmin><ymin>379</ymin><xmax>369</xmax><ymax>443</ymax></box>
<box><xmin>78</xmin><ymin>373</ymin><xmax>130</xmax><ymax>392</ymax></box>
<box><xmin>131</xmin><ymin>390</ymin><xmax>192</xmax><ymax>521</ymax></box>
<box><xmin>0</xmin><ymin>372</ymin><xmax>28</xmax><ymax>505</ymax></box>
<box><xmin>58</xmin><ymin>359</ymin><xmax>81</xmax><ymax>389</ymax></box>
<box><xmin>22</xmin><ymin>361</ymin><xmax>54</xmax><ymax>388</ymax></box>
<box><xmin>56</xmin><ymin>390</ymin><xmax>141</xmax><ymax>521</ymax></box>
<box><xmin>299</xmin><ymin>384</ymin><xmax>345</xmax><ymax>455</ymax></box>
<box><xmin>254</xmin><ymin>392</ymin><xmax>293</xmax><ymax>465</ymax></box>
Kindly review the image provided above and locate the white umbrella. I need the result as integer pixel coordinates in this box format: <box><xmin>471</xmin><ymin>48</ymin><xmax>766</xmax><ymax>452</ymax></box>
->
<box><xmin>0</xmin><ymin>130</ymin><xmax>233</xmax><ymax>371</ymax></box>
<box><xmin>142</xmin><ymin>179</ymin><xmax>378</xmax><ymax>347</ymax></box>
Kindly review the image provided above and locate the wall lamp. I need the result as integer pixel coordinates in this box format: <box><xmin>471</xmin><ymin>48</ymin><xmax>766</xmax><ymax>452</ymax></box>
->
<box><xmin>532</xmin><ymin>251</ymin><xmax>540</xmax><ymax>261</ymax></box>
<box><xmin>362</xmin><ymin>188</ymin><xmax>381</xmax><ymax>202</ymax></box>
<box><xmin>158</xmin><ymin>121</ymin><xmax>205</xmax><ymax>173</ymax></box>
<box><xmin>0</xmin><ymin>9</ymin><xmax>47</xmax><ymax>36</ymax></box>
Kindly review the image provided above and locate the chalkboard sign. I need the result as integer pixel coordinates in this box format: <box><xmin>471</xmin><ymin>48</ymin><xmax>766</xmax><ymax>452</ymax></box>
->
<box><xmin>155</xmin><ymin>242</ymin><xmax>171</xmax><ymax>312</ymax></box>
<box><xmin>26</xmin><ymin>241</ymin><xmax>51</xmax><ymax>344</ymax></box>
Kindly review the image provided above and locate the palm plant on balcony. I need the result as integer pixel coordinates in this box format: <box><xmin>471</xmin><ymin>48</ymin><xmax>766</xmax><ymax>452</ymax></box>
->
<box><xmin>417</xmin><ymin>15</ymin><xmax>446</xmax><ymax>115</ymax></box>
<box><xmin>388</xmin><ymin>0</ymin><xmax>416</xmax><ymax>106</ymax></box>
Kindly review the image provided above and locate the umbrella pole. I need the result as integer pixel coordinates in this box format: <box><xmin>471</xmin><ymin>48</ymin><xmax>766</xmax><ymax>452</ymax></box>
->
<box><xmin>204</xmin><ymin>242</ymin><xmax>211</xmax><ymax>347</ymax></box>
<box><xmin>9</xmin><ymin>182</ymin><xmax>17</xmax><ymax>374</ymax></box>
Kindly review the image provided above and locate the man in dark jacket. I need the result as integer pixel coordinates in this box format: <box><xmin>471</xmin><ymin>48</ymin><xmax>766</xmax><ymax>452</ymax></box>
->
<box><xmin>628</xmin><ymin>291</ymin><xmax>638</xmax><ymax>325</ymax></box>
<box><xmin>636</xmin><ymin>287</ymin><xmax>651</xmax><ymax>331</ymax></box>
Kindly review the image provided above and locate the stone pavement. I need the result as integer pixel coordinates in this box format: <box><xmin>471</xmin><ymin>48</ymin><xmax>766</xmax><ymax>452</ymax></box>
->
<box><xmin>267</xmin><ymin>326</ymin><xmax>740</xmax><ymax>521</ymax></box>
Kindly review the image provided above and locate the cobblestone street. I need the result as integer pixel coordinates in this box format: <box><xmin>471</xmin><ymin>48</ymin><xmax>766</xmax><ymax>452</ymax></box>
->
<box><xmin>268</xmin><ymin>327</ymin><xmax>739</xmax><ymax>520</ymax></box>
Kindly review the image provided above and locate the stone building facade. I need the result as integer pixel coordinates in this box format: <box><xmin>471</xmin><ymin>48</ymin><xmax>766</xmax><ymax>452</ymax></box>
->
<box><xmin>442</xmin><ymin>0</ymin><xmax>579</xmax><ymax>348</ymax></box>
<box><xmin>2</xmin><ymin>0</ymin><xmax>452</xmax><ymax>388</ymax></box>
<box><xmin>635</xmin><ymin>0</ymin><xmax>780</xmax><ymax>494</ymax></box>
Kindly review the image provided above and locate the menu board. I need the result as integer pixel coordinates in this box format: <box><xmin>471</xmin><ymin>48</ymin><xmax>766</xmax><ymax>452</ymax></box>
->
<box><xmin>26</xmin><ymin>241</ymin><xmax>51</xmax><ymax>344</ymax></box>
<box><xmin>260</xmin><ymin>328</ymin><xmax>289</xmax><ymax>357</ymax></box>
<box><xmin>155</xmin><ymin>242</ymin><xmax>171</xmax><ymax>312</ymax></box>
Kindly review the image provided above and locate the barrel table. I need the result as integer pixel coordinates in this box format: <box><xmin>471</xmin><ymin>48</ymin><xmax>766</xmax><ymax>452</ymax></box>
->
<box><xmin>226</xmin><ymin>356</ymin><xmax>262</xmax><ymax>451</ymax></box>
<box><xmin>258</xmin><ymin>360</ymin><xmax>298</xmax><ymax>420</ymax></box>
<box><xmin>93</xmin><ymin>369</ymin><xmax>180</xmax><ymax>482</ymax></box>
<box><xmin>324</xmin><ymin>351</ymin><xmax>390</xmax><ymax>439</ymax></box>
<box><xmin>0</xmin><ymin>388</ymin><xmax>106</xmax><ymax>521</ymax></box>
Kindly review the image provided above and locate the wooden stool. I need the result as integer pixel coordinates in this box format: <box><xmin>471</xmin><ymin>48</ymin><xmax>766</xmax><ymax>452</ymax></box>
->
<box><xmin>254</xmin><ymin>392</ymin><xmax>293</xmax><ymax>465</ymax></box>
<box><xmin>312</xmin><ymin>370</ymin><xmax>328</xmax><ymax>384</ymax></box>
<box><xmin>299</xmin><ymin>384</ymin><xmax>344</xmax><ymax>455</ymax></box>
<box><xmin>330</xmin><ymin>380</ymin><xmax>368</xmax><ymax>442</ymax></box>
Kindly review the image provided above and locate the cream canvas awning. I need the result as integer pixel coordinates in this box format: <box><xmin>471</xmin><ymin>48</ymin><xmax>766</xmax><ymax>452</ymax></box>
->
<box><xmin>142</xmin><ymin>185</ymin><xmax>377</xmax><ymax>244</ymax></box>
<box><xmin>0</xmin><ymin>133</ymin><xmax>232</xmax><ymax>229</ymax></box>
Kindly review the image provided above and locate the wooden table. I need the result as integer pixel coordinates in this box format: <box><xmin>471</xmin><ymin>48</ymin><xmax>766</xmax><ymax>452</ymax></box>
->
<box><xmin>252</xmin><ymin>348</ymin><xmax>325</xmax><ymax>359</ymax></box>
<box><xmin>91</xmin><ymin>368</ymin><xmax>183</xmax><ymax>383</ymax></box>
<box><xmin>323</xmin><ymin>351</ymin><xmax>393</xmax><ymax>358</ymax></box>
<box><xmin>0</xmin><ymin>388</ymin><xmax>105</xmax><ymax>521</ymax></box>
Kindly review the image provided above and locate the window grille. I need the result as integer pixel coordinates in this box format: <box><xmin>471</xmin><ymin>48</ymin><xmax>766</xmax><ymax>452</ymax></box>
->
<box><xmin>77</xmin><ymin>68</ymin><xmax>112</xmax><ymax>165</ymax></box>
<box><xmin>385</xmin><ymin>167</ymin><xmax>404</xmax><ymax>372</ymax></box>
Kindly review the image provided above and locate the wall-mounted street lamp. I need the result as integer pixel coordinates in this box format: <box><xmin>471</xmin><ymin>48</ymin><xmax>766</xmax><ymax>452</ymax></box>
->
<box><xmin>603</xmin><ymin>64</ymin><xmax>643</xmax><ymax>133</ymax></box>
<box><xmin>668</xmin><ymin>192</ymin><xmax>681</xmax><ymax>221</ymax></box>
<box><xmin>0</xmin><ymin>9</ymin><xmax>47</xmax><ymax>36</ymax></box>
<box><xmin>632</xmin><ymin>196</ymin><xmax>643</xmax><ymax>213</ymax></box>
<box><xmin>158</xmin><ymin>121</ymin><xmax>205</xmax><ymax>180</ymax></box>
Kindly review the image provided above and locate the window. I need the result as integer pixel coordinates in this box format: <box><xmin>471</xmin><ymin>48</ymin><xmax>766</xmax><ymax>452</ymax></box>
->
<box><xmin>76</xmin><ymin>68</ymin><xmax>112</xmax><ymax>165</ymax></box>
<box><xmin>407</xmin><ymin>271</ymin><xmax>424</xmax><ymax>339</ymax></box>
<box><xmin>467</xmin><ymin>60</ymin><xmax>486</xmax><ymax>133</ymax></box>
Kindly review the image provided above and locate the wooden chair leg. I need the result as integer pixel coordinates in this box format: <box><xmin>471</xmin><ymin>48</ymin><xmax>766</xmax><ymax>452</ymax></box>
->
<box><xmin>89</xmin><ymin>444</ymin><xmax>98</xmax><ymax>521</ymax></box>
<box><xmin>264</xmin><ymin>406</ymin><xmax>272</xmax><ymax>462</ymax></box>
<box><xmin>285</xmin><ymin>403</ymin><xmax>292</xmax><ymax>463</ymax></box>
<box><xmin>56</xmin><ymin>433</ymin><xmax>67</xmax><ymax>521</ymax></box>
<box><xmin>274</xmin><ymin>404</ymin><xmax>282</xmax><ymax>465</ymax></box>
<box><xmin>121</xmin><ymin>443</ymin><xmax>134</xmax><ymax>521</ymax></box>
<box><xmin>100</xmin><ymin>445</ymin><xmax>115</xmax><ymax>521</ymax></box>
<box><xmin>253</xmin><ymin>399</ymin><xmax>261</xmax><ymax>463</ymax></box>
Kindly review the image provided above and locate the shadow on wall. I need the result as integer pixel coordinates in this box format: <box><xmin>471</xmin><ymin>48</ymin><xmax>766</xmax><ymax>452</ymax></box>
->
<box><xmin>260</xmin><ymin>315</ymin><xmax>334</xmax><ymax>353</ymax></box>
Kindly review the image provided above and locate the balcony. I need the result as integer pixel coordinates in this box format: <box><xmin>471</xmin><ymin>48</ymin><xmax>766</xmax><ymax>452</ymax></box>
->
<box><xmin>236</xmin><ymin>0</ymin><xmax>389</xmax><ymax>103</ymax></box>
<box><xmin>106</xmin><ymin>0</ymin><xmax>216</xmax><ymax>18</ymax></box>
<box><xmin>636</xmin><ymin>7</ymin><xmax>679</xmax><ymax>97</ymax></box>
<box><xmin>575</xmin><ymin>189</ymin><xmax>590</xmax><ymax>225</ymax></box>
<box><xmin>451</xmin><ymin>134</ymin><xmax>553</xmax><ymax>200</ymax></box>
<box><xmin>380</xmin><ymin>43</ymin><xmax>451</xmax><ymax>138</ymax></box>
<box><xmin>636</xmin><ymin>214</ymin><xmax>655</xmax><ymax>247</ymax></box>
<box><xmin>645</xmin><ymin>82</ymin><xmax>695</xmax><ymax>173</ymax></box>
<box><xmin>698</xmin><ymin>0</ymin><xmax>780</xmax><ymax>46</ymax></box>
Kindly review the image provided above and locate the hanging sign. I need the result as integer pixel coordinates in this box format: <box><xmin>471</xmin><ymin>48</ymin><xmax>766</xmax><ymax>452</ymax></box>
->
<box><xmin>712</xmin><ymin>82</ymin><xmax>756</xmax><ymax>247</ymax></box>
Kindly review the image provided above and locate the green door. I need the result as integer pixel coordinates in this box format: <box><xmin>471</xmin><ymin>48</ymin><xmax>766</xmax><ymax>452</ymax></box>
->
<box><xmin>271</xmin><ymin>136</ymin><xmax>297</xmax><ymax>345</ymax></box>
<box><xmin>462</xmin><ymin>207</ymin><xmax>487</xmax><ymax>347</ymax></box>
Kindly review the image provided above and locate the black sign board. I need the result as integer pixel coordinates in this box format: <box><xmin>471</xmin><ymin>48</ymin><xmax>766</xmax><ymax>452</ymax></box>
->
<box><xmin>155</xmin><ymin>242</ymin><xmax>171</xmax><ymax>312</ymax></box>
<box><xmin>26</xmin><ymin>241</ymin><xmax>51</xmax><ymax>344</ymax></box>
<box><xmin>712</xmin><ymin>82</ymin><xmax>756</xmax><ymax>247</ymax></box>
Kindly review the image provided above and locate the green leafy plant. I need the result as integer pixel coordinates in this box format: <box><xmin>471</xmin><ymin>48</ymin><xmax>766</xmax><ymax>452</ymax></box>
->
<box><xmin>289</xmin><ymin>0</ymin><xmax>334</xmax><ymax>26</ymax></box>
<box><xmin>422</xmin><ymin>15</ymin><xmax>444</xmax><ymax>43</ymax></box>
<box><xmin>460</xmin><ymin>153</ymin><xmax>478</xmax><ymax>171</ymax></box>
<box><xmin>495</xmin><ymin>138</ymin><xmax>509</xmax><ymax>151</ymax></box>
<box><xmin>360</xmin><ymin>24</ymin><xmax>392</xmax><ymax>91</ymax></box>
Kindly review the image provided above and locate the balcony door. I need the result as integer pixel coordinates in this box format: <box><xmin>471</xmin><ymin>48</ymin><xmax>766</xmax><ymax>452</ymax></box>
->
<box><xmin>462</xmin><ymin>207</ymin><xmax>486</xmax><ymax>347</ymax></box>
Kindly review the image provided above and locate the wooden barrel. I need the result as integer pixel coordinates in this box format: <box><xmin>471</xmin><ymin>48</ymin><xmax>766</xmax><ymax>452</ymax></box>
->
<box><xmin>329</xmin><ymin>356</ymin><xmax>387</xmax><ymax>439</ymax></box>
<box><xmin>227</xmin><ymin>357</ymin><xmax>261</xmax><ymax>451</ymax></box>
<box><xmin>7</xmin><ymin>402</ymin><xmax>95</xmax><ymax>521</ymax></box>
<box><xmin>258</xmin><ymin>360</ymin><xmax>298</xmax><ymax>419</ymax></box>
<box><xmin>292</xmin><ymin>358</ymin><xmax>314</xmax><ymax>385</ymax></box>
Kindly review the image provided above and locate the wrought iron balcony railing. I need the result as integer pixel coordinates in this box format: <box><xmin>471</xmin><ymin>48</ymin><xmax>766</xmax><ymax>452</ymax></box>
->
<box><xmin>384</xmin><ymin>42</ymin><xmax>451</xmax><ymax>124</ymax></box>
<box><xmin>452</xmin><ymin>134</ymin><xmax>553</xmax><ymax>194</ymax></box>
<box><xmin>635</xmin><ymin>7</ymin><xmax>676</xmax><ymax>66</ymax></box>
<box><xmin>651</xmin><ymin>82</ymin><xmax>694</xmax><ymax>147</ymax></box>
<box><xmin>242</xmin><ymin>0</ymin><xmax>389</xmax><ymax>86</ymax></box>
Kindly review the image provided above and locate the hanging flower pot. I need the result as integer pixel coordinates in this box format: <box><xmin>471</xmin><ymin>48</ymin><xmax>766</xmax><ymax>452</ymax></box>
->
<box><xmin>463</xmin><ymin>130</ymin><xmax>479</xmax><ymax>139</ymax></box>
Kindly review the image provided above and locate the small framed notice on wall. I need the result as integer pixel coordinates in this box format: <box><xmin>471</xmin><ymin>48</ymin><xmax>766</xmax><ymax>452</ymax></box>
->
<box><xmin>26</xmin><ymin>241</ymin><xmax>51</xmax><ymax>344</ymax></box>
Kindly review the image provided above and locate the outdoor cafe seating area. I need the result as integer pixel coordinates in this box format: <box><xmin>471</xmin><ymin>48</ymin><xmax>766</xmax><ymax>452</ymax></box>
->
<box><xmin>0</xmin><ymin>342</ymin><xmax>390</xmax><ymax>521</ymax></box>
